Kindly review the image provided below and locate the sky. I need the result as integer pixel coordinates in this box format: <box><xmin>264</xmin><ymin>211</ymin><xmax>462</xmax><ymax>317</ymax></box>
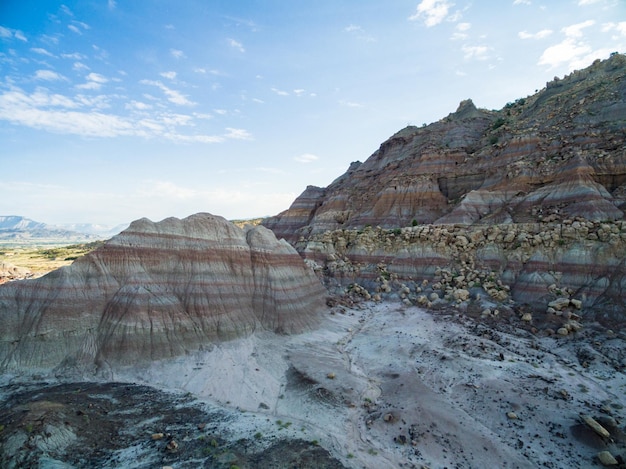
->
<box><xmin>0</xmin><ymin>0</ymin><xmax>624</xmax><ymax>227</ymax></box>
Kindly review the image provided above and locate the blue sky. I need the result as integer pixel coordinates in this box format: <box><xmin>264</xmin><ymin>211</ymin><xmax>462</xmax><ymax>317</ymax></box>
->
<box><xmin>0</xmin><ymin>0</ymin><xmax>624</xmax><ymax>226</ymax></box>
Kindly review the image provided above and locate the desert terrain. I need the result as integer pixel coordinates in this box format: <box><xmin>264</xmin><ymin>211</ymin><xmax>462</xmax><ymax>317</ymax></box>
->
<box><xmin>2</xmin><ymin>300</ymin><xmax>625</xmax><ymax>468</ymax></box>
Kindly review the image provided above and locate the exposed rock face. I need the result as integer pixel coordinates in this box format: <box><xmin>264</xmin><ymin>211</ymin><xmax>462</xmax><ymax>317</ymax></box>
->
<box><xmin>264</xmin><ymin>54</ymin><xmax>626</xmax><ymax>242</ymax></box>
<box><xmin>263</xmin><ymin>54</ymin><xmax>626</xmax><ymax>323</ymax></box>
<box><xmin>0</xmin><ymin>213</ymin><xmax>326</xmax><ymax>372</ymax></box>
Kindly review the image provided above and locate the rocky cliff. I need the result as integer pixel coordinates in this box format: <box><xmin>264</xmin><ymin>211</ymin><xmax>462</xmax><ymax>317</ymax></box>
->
<box><xmin>0</xmin><ymin>213</ymin><xmax>327</xmax><ymax>373</ymax></box>
<box><xmin>263</xmin><ymin>54</ymin><xmax>626</xmax><ymax>326</ymax></box>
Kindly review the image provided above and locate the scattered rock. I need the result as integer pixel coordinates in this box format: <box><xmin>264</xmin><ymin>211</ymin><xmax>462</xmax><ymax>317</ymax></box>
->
<box><xmin>580</xmin><ymin>414</ymin><xmax>611</xmax><ymax>438</ymax></box>
<box><xmin>597</xmin><ymin>450</ymin><xmax>618</xmax><ymax>466</ymax></box>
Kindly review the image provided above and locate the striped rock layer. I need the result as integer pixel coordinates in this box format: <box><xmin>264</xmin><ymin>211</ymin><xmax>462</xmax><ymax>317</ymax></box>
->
<box><xmin>299</xmin><ymin>221</ymin><xmax>626</xmax><ymax>324</ymax></box>
<box><xmin>0</xmin><ymin>213</ymin><xmax>326</xmax><ymax>372</ymax></box>
<box><xmin>264</xmin><ymin>55</ymin><xmax>626</xmax><ymax>243</ymax></box>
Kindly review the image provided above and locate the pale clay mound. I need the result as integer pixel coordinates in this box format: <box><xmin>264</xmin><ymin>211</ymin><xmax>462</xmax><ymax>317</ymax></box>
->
<box><xmin>2</xmin><ymin>302</ymin><xmax>624</xmax><ymax>468</ymax></box>
<box><xmin>0</xmin><ymin>213</ymin><xmax>327</xmax><ymax>372</ymax></box>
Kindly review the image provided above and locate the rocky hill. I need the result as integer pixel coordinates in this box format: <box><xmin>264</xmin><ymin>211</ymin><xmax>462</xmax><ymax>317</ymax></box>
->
<box><xmin>0</xmin><ymin>213</ymin><xmax>327</xmax><ymax>373</ymax></box>
<box><xmin>264</xmin><ymin>54</ymin><xmax>626</xmax><ymax>326</ymax></box>
<box><xmin>0</xmin><ymin>215</ymin><xmax>103</xmax><ymax>245</ymax></box>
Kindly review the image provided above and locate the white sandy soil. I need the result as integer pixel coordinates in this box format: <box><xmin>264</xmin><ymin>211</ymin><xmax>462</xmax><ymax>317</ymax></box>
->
<box><xmin>109</xmin><ymin>302</ymin><xmax>626</xmax><ymax>468</ymax></box>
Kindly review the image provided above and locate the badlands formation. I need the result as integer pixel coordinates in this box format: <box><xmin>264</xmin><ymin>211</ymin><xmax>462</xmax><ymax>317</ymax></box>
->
<box><xmin>1</xmin><ymin>55</ymin><xmax>626</xmax><ymax>468</ymax></box>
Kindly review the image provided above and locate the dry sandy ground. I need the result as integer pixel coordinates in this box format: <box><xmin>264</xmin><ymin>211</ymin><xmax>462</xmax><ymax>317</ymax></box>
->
<box><xmin>2</xmin><ymin>302</ymin><xmax>625</xmax><ymax>468</ymax></box>
<box><xmin>110</xmin><ymin>302</ymin><xmax>626</xmax><ymax>468</ymax></box>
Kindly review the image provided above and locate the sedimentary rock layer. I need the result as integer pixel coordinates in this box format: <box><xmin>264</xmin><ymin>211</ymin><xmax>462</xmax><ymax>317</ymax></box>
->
<box><xmin>299</xmin><ymin>220</ymin><xmax>626</xmax><ymax>324</ymax></box>
<box><xmin>0</xmin><ymin>213</ymin><xmax>326</xmax><ymax>372</ymax></box>
<box><xmin>264</xmin><ymin>55</ymin><xmax>626</xmax><ymax>242</ymax></box>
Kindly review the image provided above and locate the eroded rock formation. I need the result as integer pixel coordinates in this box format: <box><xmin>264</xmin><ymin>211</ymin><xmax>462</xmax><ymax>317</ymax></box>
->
<box><xmin>0</xmin><ymin>213</ymin><xmax>327</xmax><ymax>372</ymax></box>
<box><xmin>263</xmin><ymin>54</ymin><xmax>626</xmax><ymax>324</ymax></box>
<box><xmin>265</xmin><ymin>54</ymin><xmax>626</xmax><ymax>242</ymax></box>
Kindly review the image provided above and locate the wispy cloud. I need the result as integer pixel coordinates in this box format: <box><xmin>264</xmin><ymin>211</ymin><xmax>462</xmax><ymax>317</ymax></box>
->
<box><xmin>125</xmin><ymin>100</ymin><xmax>151</xmax><ymax>111</ymax></box>
<box><xmin>271</xmin><ymin>87</ymin><xmax>289</xmax><ymax>96</ymax></box>
<box><xmin>294</xmin><ymin>153</ymin><xmax>319</xmax><ymax>164</ymax></box>
<box><xmin>578</xmin><ymin>0</ymin><xmax>601</xmax><ymax>4</ymax></box>
<box><xmin>602</xmin><ymin>22</ymin><xmax>626</xmax><ymax>37</ymax></box>
<box><xmin>108</xmin><ymin>0</ymin><xmax>117</xmax><ymax>9</ymax></box>
<box><xmin>73</xmin><ymin>62</ymin><xmax>90</xmax><ymax>71</ymax></box>
<box><xmin>140</xmin><ymin>79</ymin><xmax>195</xmax><ymax>106</ymax></box>
<box><xmin>519</xmin><ymin>29</ymin><xmax>553</xmax><ymax>39</ymax></box>
<box><xmin>451</xmin><ymin>22</ymin><xmax>470</xmax><ymax>40</ymax></box>
<box><xmin>160</xmin><ymin>71</ymin><xmax>177</xmax><ymax>80</ymax></box>
<box><xmin>0</xmin><ymin>26</ymin><xmax>28</xmax><ymax>42</ymax></box>
<box><xmin>34</xmin><ymin>70</ymin><xmax>67</xmax><ymax>81</ymax></box>
<box><xmin>462</xmin><ymin>44</ymin><xmax>491</xmax><ymax>60</ymax></box>
<box><xmin>228</xmin><ymin>38</ymin><xmax>245</xmax><ymax>52</ymax></box>
<box><xmin>76</xmin><ymin>72</ymin><xmax>108</xmax><ymax>90</ymax></box>
<box><xmin>344</xmin><ymin>24</ymin><xmax>376</xmax><ymax>42</ymax></box>
<box><xmin>170</xmin><ymin>48</ymin><xmax>185</xmax><ymax>59</ymax></box>
<box><xmin>339</xmin><ymin>99</ymin><xmax>364</xmax><ymax>108</ymax></box>
<box><xmin>31</xmin><ymin>47</ymin><xmax>56</xmax><ymax>57</ymax></box>
<box><xmin>0</xmin><ymin>86</ymin><xmax>235</xmax><ymax>143</ymax></box>
<box><xmin>14</xmin><ymin>30</ymin><xmax>27</xmax><ymax>41</ymax></box>
<box><xmin>68</xmin><ymin>21</ymin><xmax>90</xmax><ymax>35</ymax></box>
<box><xmin>513</xmin><ymin>0</ymin><xmax>531</xmax><ymax>5</ymax></box>
<box><xmin>224</xmin><ymin>127</ymin><xmax>252</xmax><ymax>140</ymax></box>
<box><xmin>409</xmin><ymin>0</ymin><xmax>454</xmax><ymax>27</ymax></box>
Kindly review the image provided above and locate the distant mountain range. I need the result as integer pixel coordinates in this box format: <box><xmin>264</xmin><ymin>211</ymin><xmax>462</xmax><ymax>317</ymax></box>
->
<box><xmin>0</xmin><ymin>215</ymin><xmax>127</xmax><ymax>245</ymax></box>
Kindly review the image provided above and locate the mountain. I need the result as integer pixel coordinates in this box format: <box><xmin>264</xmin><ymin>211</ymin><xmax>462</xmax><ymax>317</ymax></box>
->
<box><xmin>263</xmin><ymin>54</ymin><xmax>626</xmax><ymax>325</ymax></box>
<box><xmin>0</xmin><ymin>215</ymin><xmax>100</xmax><ymax>244</ymax></box>
<box><xmin>0</xmin><ymin>213</ymin><xmax>326</xmax><ymax>373</ymax></box>
<box><xmin>54</xmin><ymin>222</ymin><xmax>128</xmax><ymax>237</ymax></box>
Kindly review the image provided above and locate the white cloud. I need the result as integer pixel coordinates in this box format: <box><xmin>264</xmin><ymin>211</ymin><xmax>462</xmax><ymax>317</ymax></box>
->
<box><xmin>165</xmin><ymin>24</ymin><xmax>175</xmax><ymax>30</ymax></box>
<box><xmin>513</xmin><ymin>0</ymin><xmax>531</xmax><ymax>4</ymax></box>
<box><xmin>86</xmin><ymin>72</ymin><xmax>108</xmax><ymax>83</ymax></box>
<box><xmin>34</xmin><ymin>69</ymin><xmax>66</xmax><ymax>81</ymax></box>
<box><xmin>344</xmin><ymin>24</ymin><xmax>376</xmax><ymax>42</ymax></box>
<box><xmin>31</xmin><ymin>47</ymin><xmax>56</xmax><ymax>57</ymax></box>
<box><xmin>462</xmin><ymin>44</ymin><xmax>490</xmax><ymax>60</ymax></box>
<box><xmin>140</xmin><ymin>79</ymin><xmax>196</xmax><ymax>106</ymax></box>
<box><xmin>538</xmin><ymin>21</ymin><xmax>597</xmax><ymax>69</ymax></box>
<box><xmin>293</xmin><ymin>89</ymin><xmax>305</xmax><ymax>96</ymax></box>
<box><xmin>563</xmin><ymin>20</ymin><xmax>595</xmax><ymax>38</ymax></box>
<box><xmin>0</xmin><ymin>87</ymin><xmax>227</xmax><ymax>143</ymax></box>
<box><xmin>538</xmin><ymin>38</ymin><xmax>592</xmax><ymax>68</ymax></box>
<box><xmin>108</xmin><ymin>0</ymin><xmax>117</xmax><ymax>9</ymax></box>
<box><xmin>271</xmin><ymin>87</ymin><xmax>289</xmax><ymax>96</ymax></box>
<box><xmin>0</xmin><ymin>26</ymin><xmax>11</xmax><ymax>38</ymax></box>
<box><xmin>294</xmin><ymin>153</ymin><xmax>319</xmax><ymax>163</ymax></box>
<box><xmin>160</xmin><ymin>71</ymin><xmax>177</xmax><ymax>80</ymax></box>
<box><xmin>602</xmin><ymin>22</ymin><xmax>626</xmax><ymax>37</ymax></box>
<box><xmin>339</xmin><ymin>99</ymin><xmax>364</xmax><ymax>108</ymax></box>
<box><xmin>409</xmin><ymin>0</ymin><xmax>454</xmax><ymax>27</ymax></box>
<box><xmin>228</xmin><ymin>38</ymin><xmax>245</xmax><ymax>53</ymax></box>
<box><xmin>1</xmin><ymin>26</ymin><xmax>28</xmax><ymax>42</ymax></box>
<box><xmin>73</xmin><ymin>62</ymin><xmax>90</xmax><ymax>71</ymax></box>
<box><xmin>170</xmin><ymin>48</ymin><xmax>185</xmax><ymax>59</ymax></box>
<box><xmin>61</xmin><ymin>52</ymin><xmax>85</xmax><ymax>60</ymax></box>
<box><xmin>124</xmin><ymin>100</ymin><xmax>152</xmax><ymax>111</ymax></box>
<box><xmin>76</xmin><ymin>72</ymin><xmax>108</xmax><ymax>90</ymax></box>
<box><xmin>14</xmin><ymin>30</ymin><xmax>27</xmax><ymax>42</ymax></box>
<box><xmin>578</xmin><ymin>0</ymin><xmax>601</xmax><ymax>4</ymax></box>
<box><xmin>451</xmin><ymin>22</ymin><xmax>470</xmax><ymax>40</ymax></box>
<box><xmin>224</xmin><ymin>127</ymin><xmax>253</xmax><ymax>140</ymax></box>
<box><xmin>518</xmin><ymin>29</ymin><xmax>553</xmax><ymax>39</ymax></box>
<box><xmin>67</xmin><ymin>24</ymin><xmax>82</xmax><ymax>35</ymax></box>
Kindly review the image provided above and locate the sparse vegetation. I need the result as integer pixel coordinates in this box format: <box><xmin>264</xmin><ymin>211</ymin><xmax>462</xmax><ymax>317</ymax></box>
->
<box><xmin>492</xmin><ymin>117</ymin><xmax>506</xmax><ymax>130</ymax></box>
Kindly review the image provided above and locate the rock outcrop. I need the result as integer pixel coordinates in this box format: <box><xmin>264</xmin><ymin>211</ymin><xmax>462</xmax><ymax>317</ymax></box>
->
<box><xmin>0</xmin><ymin>213</ymin><xmax>327</xmax><ymax>372</ymax></box>
<box><xmin>263</xmin><ymin>54</ymin><xmax>626</xmax><ymax>324</ymax></box>
<box><xmin>265</xmin><ymin>54</ymin><xmax>626</xmax><ymax>242</ymax></box>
